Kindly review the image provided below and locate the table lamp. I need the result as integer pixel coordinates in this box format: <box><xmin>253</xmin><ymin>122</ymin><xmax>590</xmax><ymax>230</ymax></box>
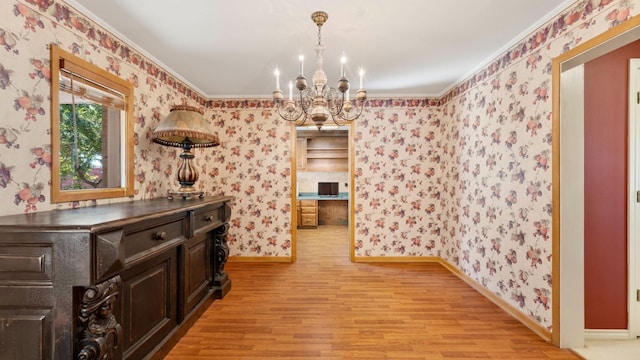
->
<box><xmin>151</xmin><ymin>105</ymin><xmax>219</xmax><ymax>199</ymax></box>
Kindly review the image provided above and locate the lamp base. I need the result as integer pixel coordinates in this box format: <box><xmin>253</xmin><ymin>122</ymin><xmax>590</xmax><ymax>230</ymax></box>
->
<box><xmin>167</xmin><ymin>190</ymin><xmax>205</xmax><ymax>200</ymax></box>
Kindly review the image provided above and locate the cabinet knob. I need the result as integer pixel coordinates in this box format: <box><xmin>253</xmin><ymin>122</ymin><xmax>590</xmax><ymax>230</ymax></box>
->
<box><xmin>153</xmin><ymin>231</ymin><xmax>167</xmax><ymax>241</ymax></box>
<box><xmin>205</xmin><ymin>215</ymin><xmax>214</xmax><ymax>222</ymax></box>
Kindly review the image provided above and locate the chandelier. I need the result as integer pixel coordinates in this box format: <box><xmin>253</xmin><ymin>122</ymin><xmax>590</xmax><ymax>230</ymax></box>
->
<box><xmin>272</xmin><ymin>11</ymin><xmax>367</xmax><ymax>130</ymax></box>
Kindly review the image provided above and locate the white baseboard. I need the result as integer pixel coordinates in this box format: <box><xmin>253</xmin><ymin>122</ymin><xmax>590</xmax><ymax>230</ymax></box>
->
<box><xmin>584</xmin><ymin>329</ymin><xmax>631</xmax><ymax>340</ymax></box>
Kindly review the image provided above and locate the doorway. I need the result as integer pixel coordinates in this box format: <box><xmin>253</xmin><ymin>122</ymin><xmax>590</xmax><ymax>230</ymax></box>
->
<box><xmin>553</xmin><ymin>16</ymin><xmax>640</xmax><ymax>347</ymax></box>
<box><xmin>291</xmin><ymin>123</ymin><xmax>356</xmax><ymax>262</ymax></box>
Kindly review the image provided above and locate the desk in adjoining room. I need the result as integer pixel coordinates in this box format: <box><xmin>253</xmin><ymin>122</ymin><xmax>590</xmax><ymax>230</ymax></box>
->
<box><xmin>297</xmin><ymin>193</ymin><xmax>348</xmax><ymax>226</ymax></box>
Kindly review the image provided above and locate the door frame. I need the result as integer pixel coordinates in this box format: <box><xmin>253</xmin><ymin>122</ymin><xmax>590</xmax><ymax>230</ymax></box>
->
<box><xmin>552</xmin><ymin>15</ymin><xmax>640</xmax><ymax>347</ymax></box>
<box><xmin>290</xmin><ymin>122</ymin><xmax>356</xmax><ymax>262</ymax></box>
<box><xmin>629</xmin><ymin>58</ymin><xmax>640</xmax><ymax>339</ymax></box>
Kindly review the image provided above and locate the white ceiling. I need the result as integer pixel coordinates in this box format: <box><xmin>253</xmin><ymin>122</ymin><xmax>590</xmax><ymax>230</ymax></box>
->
<box><xmin>67</xmin><ymin>0</ymin><xmax>573</xmax><ymax>98</ymax></box>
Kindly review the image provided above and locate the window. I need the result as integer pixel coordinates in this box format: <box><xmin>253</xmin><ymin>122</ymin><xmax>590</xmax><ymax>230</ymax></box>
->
<box><xmin>50</xmin><ymin>44</ymin><xmax>134</xmax><ymax>202</ymax></box>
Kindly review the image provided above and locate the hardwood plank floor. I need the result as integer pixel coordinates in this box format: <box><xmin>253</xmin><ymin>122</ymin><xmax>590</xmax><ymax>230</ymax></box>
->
<box><xmin>165</xmin><ymin>225</ymin><xmax>581</xmax><ymax>359</ymax></box>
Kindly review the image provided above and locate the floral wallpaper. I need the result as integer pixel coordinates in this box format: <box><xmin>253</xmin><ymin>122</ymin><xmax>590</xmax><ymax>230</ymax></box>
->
<box><xmin>0</xmin><ymin>0</ymin><xmax>208</xmax><ymax>215</ymax></box>
<box><xmin>436</xmin><ymin>0</ymin><xmax>638</xmax><ymax>329</ymax></box>
<box><xmin>352</xmin><ymin>105</ymin><xmax>442</xmax><ymax>257</ymax></box>
<box><xmin>205</xmin><ymin>104</ymin><xmax>295</xmax><ymax>256</ymax></box>
<box><xmin>0</xmin><ymin>0</ymin><xmax>637</xmax><ymax>332</ymax></box>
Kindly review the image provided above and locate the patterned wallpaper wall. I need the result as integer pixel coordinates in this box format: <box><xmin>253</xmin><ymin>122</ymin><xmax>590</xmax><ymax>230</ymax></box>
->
<box><xmin>0</xmin><ymin>0</ymin><xmax>636</xmax><ymax>331</ymax></box>
<box><xmin>0</xmin><ymin>0</ymin><xmax>209</xmax><ymax>215</ymax></box>
<box><xmin>437</xmin><ymin>0</ymin><xmax>637</xmax><ymax>329</ymax></box>
<box><xmin>439</xmin><ymin>0</ymin><xmax>638</xmax><ymax>329</ymax></box>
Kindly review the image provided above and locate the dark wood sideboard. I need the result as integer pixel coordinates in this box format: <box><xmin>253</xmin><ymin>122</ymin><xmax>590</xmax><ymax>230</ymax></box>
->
<box><xmin>0</xmin><ymin>195</ymin><xmax>234</xmax><ymax>360</ymax></box>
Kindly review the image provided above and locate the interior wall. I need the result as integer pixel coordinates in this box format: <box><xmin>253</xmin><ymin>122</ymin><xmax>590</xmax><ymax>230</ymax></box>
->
<box><xmin>0</xmin><ymin>0</ymin><xmax>212</xmax><ymax>217</ymax></box>
<box><xmin>436</xmin><ymin>1</ymin><xmax>639</xmax><ymax>334</ymax></box>
<box><xmin>298</xmin><ymin>172</ymin><xmax>349</xmax><ymax>193</ymax></box>
<box><xmin>583</xmin><ymin>40</ymin><xmax>640</xmax><ymax>330</ymax></box>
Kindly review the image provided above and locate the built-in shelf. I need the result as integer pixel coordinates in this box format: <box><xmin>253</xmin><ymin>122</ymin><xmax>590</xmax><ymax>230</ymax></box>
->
<box><xmin>297</xmin><ymin>130</ymin><xmax>349</xmax><ymax>172</ymax></box>
<box><xmin>306</xmin><ymin>148</ymin><xmax>348</xmax><ymax>159</ymax></box>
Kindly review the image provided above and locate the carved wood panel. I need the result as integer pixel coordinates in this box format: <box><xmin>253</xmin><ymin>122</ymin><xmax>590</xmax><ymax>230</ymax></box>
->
<box><xmin>77</xmin><ymin>276</ymin><xmax>122</xmax><ymax>360</ymax></box>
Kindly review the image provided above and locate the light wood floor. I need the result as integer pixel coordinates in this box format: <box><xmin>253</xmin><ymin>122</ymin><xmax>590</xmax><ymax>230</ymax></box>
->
<box><xmin>165</xmin><ymin>225</ymin><xmax>581</xmax><ymax>359</ymax></box>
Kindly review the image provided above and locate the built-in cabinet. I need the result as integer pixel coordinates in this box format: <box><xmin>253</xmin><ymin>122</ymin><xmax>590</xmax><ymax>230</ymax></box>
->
<box><xmin>298</xmin><ymin>199</ymin><xmax>318</xmax><ymax>228</ymax></box>
<box><xmin>296</xmin><ymin>138</ymin><xmax>307</xmax><ymax>169</ymax></box>
<box><xmin>0</xmin><ymin>196</ymin><xmax>233</xmax><ymax>360</ymax></box>
<box><xmin>318</xmin><ymin>200</ymin><xmax>349</xmax><ymax>226</ymax></box>
<box><xmin>297</xmin><ymin>129</ymin><xmax>348</xmax><ymax>172</ymax></box>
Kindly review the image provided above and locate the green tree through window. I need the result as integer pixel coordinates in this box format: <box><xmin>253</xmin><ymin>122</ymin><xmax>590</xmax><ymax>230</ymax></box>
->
<box><xmin>59</xmin><ymin>103</ymin><xmax>104</xmax><ymax>189</ymax></box>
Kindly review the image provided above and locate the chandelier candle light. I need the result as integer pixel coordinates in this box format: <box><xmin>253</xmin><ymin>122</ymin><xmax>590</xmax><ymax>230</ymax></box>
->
<box><xmin>272</xmin><ymin>11</ymin><xmax>367</xmax><ymax>130</ymax></box>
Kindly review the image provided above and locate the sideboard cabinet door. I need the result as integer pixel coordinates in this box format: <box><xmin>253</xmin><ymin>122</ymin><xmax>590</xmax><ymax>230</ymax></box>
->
<box><xmin>120</xmin><ymin>248</ymin><xmax>178</xmax><ymax>360</ymax></box>
<box><xmin>183</xmin><ymin>232</ymin><xmax>212</xmax><ymax>318</ymax></box>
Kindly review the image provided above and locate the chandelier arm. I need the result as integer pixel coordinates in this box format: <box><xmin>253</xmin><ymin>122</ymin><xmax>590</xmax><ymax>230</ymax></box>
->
<box><xmin>336</xmin><ymin>99</ymin><xmax>366</xmax><ymax>122</ymax></box>
<box><xmin>298</xmin><ymin>89</ymin><xmax>312</xmax><ymax>117</ymax></box>
<box><xmin>325</xmin><ymin>87</ymin><xmax>344</xmax><ymax>117</ymax></box>
<box><xmin>329</xmin><ymin>114</ymin><xmax>347</xmax><ymax>126</ymax></box>
<box><xmin>328</xmin><ymin>101</ymin><xmax>343</xmax><ymax>118</ymax></box>
<box><xmin>293</xmin><ymin>115</ymin><xmax>309</xmax><ymax>127</ymax></box>
<box><xmin>275</xmin><ymin>100</ymin><xmax>305</xmax><ymax>123</ymax></box>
